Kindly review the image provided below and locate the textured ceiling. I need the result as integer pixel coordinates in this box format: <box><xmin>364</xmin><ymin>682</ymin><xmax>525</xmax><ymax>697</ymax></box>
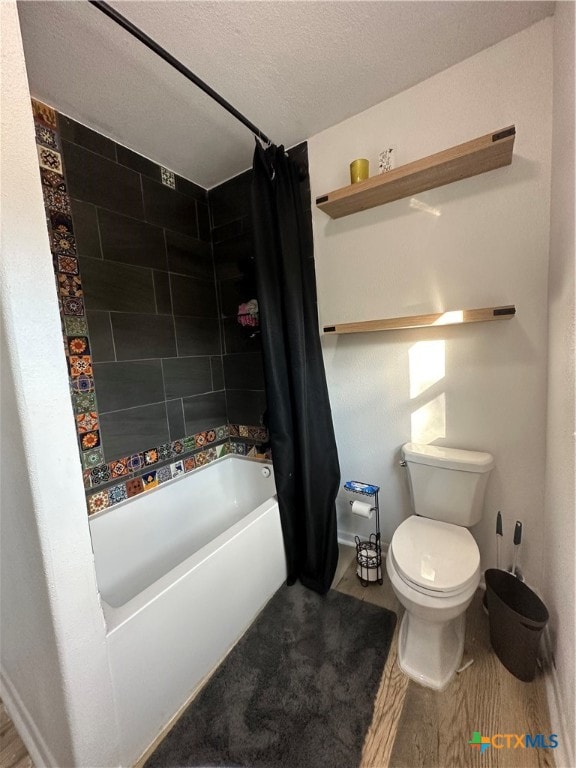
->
<box><xmin>18</xmin><ymin>1</ymin><xmax>554</xmax><ymax>188</ymax></box>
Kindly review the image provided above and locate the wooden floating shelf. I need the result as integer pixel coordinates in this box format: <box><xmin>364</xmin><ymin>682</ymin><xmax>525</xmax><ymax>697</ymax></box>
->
<box><xmin>323</xmin><ymin>305</ymin><xmax>516</xmax><ymax>335</ymax></box>
<box><xmin>316</xmin><ymin>126</ymin><xmax>515</xmax><ymax>219</ymax></box>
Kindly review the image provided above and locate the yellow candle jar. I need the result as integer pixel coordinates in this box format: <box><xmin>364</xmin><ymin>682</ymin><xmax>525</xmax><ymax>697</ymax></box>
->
<box><xmin>350</xmin><ymin>158</ymin><xmax>369</xmax><ymax>184</ymax></box>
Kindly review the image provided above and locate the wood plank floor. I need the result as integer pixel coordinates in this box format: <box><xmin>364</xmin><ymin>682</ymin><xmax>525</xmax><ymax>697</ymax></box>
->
<box><xmin>334</xmin><ymin>555</ymin><xmax>556</xmax><ymax>768</ymax></box>
<box><xmin>0</xmin><ymin>549</ymin><xmax>556</xmax><ymax>768</ymax></box>
<box><xmin>0</xmin><ymin>702</ymin><xmax>33</xmax><ymax>768</ymax></box>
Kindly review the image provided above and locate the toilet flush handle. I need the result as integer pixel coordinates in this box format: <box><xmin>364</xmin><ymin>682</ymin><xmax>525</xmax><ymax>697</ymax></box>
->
<box><xmin>399</xmin><ymin>459</ymin><xmax>407</xmax><ymax>467</ymax></box>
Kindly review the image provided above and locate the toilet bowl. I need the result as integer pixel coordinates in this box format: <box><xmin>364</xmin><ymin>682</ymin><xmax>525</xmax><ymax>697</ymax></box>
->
<box><xmin>386</xmin><ymin>515</ymin><xmax>480</xmax><ymax>690</ymax></box>
<box><xmin>387</xmin><ymin>443</ymin><xmax>493</xmax><ymax>691</ymax></box>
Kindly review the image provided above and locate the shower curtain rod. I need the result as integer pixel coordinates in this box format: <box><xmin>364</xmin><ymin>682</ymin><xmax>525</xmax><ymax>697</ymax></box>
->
<box><xmin>87</xmin><ymin>0</ymin><xmax>274</xmax><ymax>146</ymax></box>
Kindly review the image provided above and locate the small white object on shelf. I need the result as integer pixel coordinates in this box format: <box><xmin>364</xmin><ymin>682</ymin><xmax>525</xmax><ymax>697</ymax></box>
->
<box><xmin>379</xmin><ymin>146</ymin><xmax>396</xmax><ymax>173</ymax></box>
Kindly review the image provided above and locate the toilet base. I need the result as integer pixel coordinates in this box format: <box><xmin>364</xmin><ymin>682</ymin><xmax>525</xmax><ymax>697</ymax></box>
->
<box><xmin>397</xmin><ymin>610</ymin><xmax>466</xmax><ymax>691</ymax></box>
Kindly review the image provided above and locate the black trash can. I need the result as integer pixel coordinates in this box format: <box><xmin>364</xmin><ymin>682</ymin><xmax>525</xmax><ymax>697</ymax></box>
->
<box><xmin>485</xmin><ymin>568</ymin><xmax>549</xmax><ymax>682</ymax></box>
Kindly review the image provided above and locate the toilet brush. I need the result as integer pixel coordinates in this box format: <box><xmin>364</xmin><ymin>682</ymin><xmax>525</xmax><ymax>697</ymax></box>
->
<box><xmin>496</xmin><ymin>511</ymin><xmax>503</xmax><ymax>570</ymax></box>
<box><xmin>483</xmin><ymin>511</ymin><xmax>503</xmax><ymax>612</ymax></box>
<box><xmin>511</xmin><ymin>521</ymin><xmax>523</xmax><ymax>580</ymax></box>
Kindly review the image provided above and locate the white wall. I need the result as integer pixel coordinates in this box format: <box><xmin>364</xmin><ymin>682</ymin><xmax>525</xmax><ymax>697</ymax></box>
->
<box><xmin>0</xmin><ymin>319</ymin><xmax>75</xmax><ymax>765</ymax></box>
<box><xmin>0</xmin><ymin>4</ymin><xmax>120</xmax><ymax>766</ymax></box>
<box><xmin>543</xmin><ymin>3</ymin><xmax>576</xmax><ymax>765</ymax></box>
<box><xmin>308</xmin><ymin>20</ymin><xmax>553</xmax><ymax>588</ymax></box>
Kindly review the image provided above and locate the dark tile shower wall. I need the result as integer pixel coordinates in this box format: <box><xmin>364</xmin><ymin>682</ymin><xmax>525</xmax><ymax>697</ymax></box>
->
<box><xmin>32</xmin><ymin>98</ymin><xmax>311</xmax><ymax>515</ymax></box>
<box><xmin>208</xmin><ymin>142</ymin><xmax>314</xmax><ymax>436</ymax></box>
<box><xmin>209</xmin><ymin>169</ymin><xmax>267</xmax><ymax>430</ymax></box>
<box><xmin>59</xmin><ymin>114</ymin><xmax>224</xmax><ymax>462</ymax></box>
<box><xmin>32</xmin><ymin>100</ymin><xmax>249</xmax><ymax>513</ymax></box>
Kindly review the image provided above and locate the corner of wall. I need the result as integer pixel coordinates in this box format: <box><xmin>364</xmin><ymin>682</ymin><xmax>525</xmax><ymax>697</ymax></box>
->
<box><xmin>1</xmin><ymin>3</ymin><xmax>121</xmax><ymax>765</ymax></box>
<box><xmin>542</xmin><ymin>1</ymin><xmax>576</xmax><ymax>763</ymax></box>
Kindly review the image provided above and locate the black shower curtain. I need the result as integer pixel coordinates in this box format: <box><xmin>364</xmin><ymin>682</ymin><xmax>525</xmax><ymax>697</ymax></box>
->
<box><xmin>251</xmin><ymin>142</ymin><xmax>340</xmax><ymax>595</ymax></box>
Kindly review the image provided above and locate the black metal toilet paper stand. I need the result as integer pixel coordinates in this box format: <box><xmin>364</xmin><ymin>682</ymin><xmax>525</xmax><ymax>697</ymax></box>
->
<box><xmin>344</xmin><ymin>481</ymin><xmax>383</xmax><ymax>587</ymax></box>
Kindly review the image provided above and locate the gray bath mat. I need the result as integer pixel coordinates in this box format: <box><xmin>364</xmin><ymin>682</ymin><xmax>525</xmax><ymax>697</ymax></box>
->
<box><xmin>145</xmin><ymin>582</ymin><xmax>396</xmax><ymax>768</ymax></box>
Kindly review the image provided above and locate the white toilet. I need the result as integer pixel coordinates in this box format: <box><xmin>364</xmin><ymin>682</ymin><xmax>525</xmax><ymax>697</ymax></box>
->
<box><xmin>386</xmin><ymin>442</ymin><xmax>494</xmax><ymax>691</ymax></box>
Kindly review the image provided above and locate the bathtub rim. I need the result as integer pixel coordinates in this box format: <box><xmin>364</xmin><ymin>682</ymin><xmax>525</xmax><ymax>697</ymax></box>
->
<box><xmin>98</xmin><ymin>486</ymin><xmax>280</xmax><ymax>634</ymax></box>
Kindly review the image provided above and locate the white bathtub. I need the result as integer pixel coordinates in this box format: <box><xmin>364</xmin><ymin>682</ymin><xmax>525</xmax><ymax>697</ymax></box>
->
<box><xmin>89</xmin><ymin>455</ymin><xmax>286</xmax><ymax>767</ymax></box>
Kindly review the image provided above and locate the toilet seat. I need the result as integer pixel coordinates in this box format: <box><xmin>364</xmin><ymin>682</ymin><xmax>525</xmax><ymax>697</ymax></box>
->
<box><xmin>390</xmin><ymin>516</ymin><xmax>480</xmax><ymax>597</ymax></box>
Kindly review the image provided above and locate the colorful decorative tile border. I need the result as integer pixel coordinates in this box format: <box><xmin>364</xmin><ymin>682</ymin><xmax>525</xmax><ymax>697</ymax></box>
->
<box><xmin>229</xmin><ymin>439</ymin><xmax>270</xmax><ymax>459</ymax></box>
<box><xmin>32</xmin><ymin>99</ymin><xmax>270</xmax><ymax>517</ymax></box>
<box><xmin>83</xmin><ymin>425</ymin><xmax>230</xmax><ymax>491</ymax></box>
<box><xmin>228</xmin><ymin>425</ymin><xmax>268</xmax><ymax>441</ymax></box>
<box><xmin>32</xmin><ymin>99</ymin><xmax>104</xmax><ymax>473</ymax></box>
<box><xmin>86</xmin><ymin>440</ymin><xmax>232</xmax><ymax>515</ymax></box>
<box><xmin>160</xmin><ymin>166</ymin><xmax>176</xmax><ymax>188</ymax></box>
<box><xmin>85</xmin><ymin>425</ymin><xmax>271</xmax><ymax>515</ymax></box>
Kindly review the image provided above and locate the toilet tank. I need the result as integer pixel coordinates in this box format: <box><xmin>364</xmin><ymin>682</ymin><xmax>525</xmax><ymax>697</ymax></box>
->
<box><xmin>402</xmin><ymin>442</ymin><xmax>494</xmax><ymax>527</ymax></box>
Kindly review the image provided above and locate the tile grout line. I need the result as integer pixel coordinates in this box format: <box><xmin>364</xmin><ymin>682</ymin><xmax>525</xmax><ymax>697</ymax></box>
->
<box><xmin>81</xmin><ymin>306</ymin><xmax>219</xmax><ymax>319</ymax></box>
<box><xmin>151</xmin><ymin>263</ymin><xmax>159</xmax><ymax>315</ymax></box>
<box><xmin>138</xmin><ymin>170</ymin><xmax>146</xmax><ymax>226</ymax></box>
<box><xmin>166</xmin><ymin>231</ymin><xmax>180</xmax><ymax>360</ymax></box>
<box><xmin>194</xmin><ymin>199</ymin><xmax>200</xmax><ymax>241</ymax></box>
<box><xmin>94</xmin><ymin>352</ymin><xmax>215</xmax><ymax>364</ymax></box>
<box><xmin>94</xmin><ymin>204</ymin><xmax>105</xmax><ymax>260</ymax></box>
<box><xmin>178</xmin><ymin>398</ymin><xmax>186</xmax><ymax>440</ymax></box>
<box><xmin>98</xmin><ymin>396</ymin><xmax>171</xmax><ymax>417</ymax></box>
<box><xmin>159</xmin><ymin>358</ymin><xmax>171</xmax><ymax>442</ymax></box>
<box><xmin>60</xmin><ymin>134</ymin><xmax>117</xmax><ymax>165</ymax></box>
<box><xmin>209</xmin><ymin>355</ymin><xmax>215</xmax><ymax>393</ymax></box>
<box><xmin>71</xmin><ymin>195</ymin><xmax>207</xmax><ymax>241</ymax></box>
<box><xmin>107</xmin><ymin>311</ymin><xmax>118</xmax><ymax>363</ymax></box>
<box><xmin>97</xmin><ymin>389</ymin><xmax>227</xmax><ymax>417</ymax></box>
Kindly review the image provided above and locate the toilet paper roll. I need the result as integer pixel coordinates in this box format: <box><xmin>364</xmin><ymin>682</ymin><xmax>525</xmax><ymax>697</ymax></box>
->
<box><xmin>351</xmin><ymin>500</ymin><xmax>373</xmax><ymax>520</ymax></box>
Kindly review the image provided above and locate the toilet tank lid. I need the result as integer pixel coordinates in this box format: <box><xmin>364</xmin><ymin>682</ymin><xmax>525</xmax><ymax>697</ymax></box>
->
<box><xmin>402</xmin><ymin>443</ymin><xmax>494</xmax><ymax>473</ymax></box>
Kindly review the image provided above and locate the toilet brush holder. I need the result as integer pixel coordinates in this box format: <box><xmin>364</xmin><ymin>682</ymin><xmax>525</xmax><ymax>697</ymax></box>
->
<box><xmin>343</xmin><ymin>480</ymin><xmax>383</xmax><ymax>587</ymax></box>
